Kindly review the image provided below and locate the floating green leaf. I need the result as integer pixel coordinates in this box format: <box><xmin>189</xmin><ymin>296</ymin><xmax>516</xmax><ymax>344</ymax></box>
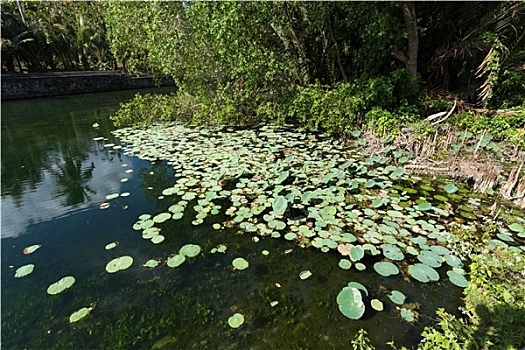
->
<box><xmin>447</xmin><ymin>270</ymin><xmax>468</xmax><ymax>287</ymax></box>
<box><xmin>400</xmin><ymin>308</ymin><xmax>415</xmax><ymax>322</ymax></box>
<box><xmin>151</xmin><ymin>235</ymin><xmax>165</xmax><ymax>244</ymax></box>
<box><xmin>508</xmin><ymin>223</ymin><xmax>524</xmax><ymax>233</ymax></box>
<box><xmin>228</xmin><ymin>313</ymin><xmax>245</xmax><ymax>328</ymax></box>
<box><xmin>373</xmin><ymin>261</ymin><xmax>399</xmax><ymax>277</ymax></box>
<box><xmin>408</xmin><ymin>263</ymin><xmax>439</xmax><ymax>283</ymax></box>
<box><xmin>105</xmin><ymin>242</ymin><xmax>118</xmax><ymax>250</ymax></box>
<box><xmin>272</xmin><ymin>196</ymin><xmax>288</xmax><ymax>216</ymax></box>
<box><xmin>275</xmin><ymin>171</ymin><xmax>289</xmax><ymax>184</ymax></box>
<box><xmin>153</xmin><ymin>212</ymin><xmax>171</xmax><ymax>224</ymax></box>
<box><xmin>299</xmin><ymin>270</ymin><xmax>313</xmax><ymax>280</ymax></box>
<box><xmin>69</xmin><ymin>307</ymin><xmax>90</xmax><ymax>323</ymax></box>
<box><xmin>417</xmin><ymin>202</ymin><xmax>432</xmax><ymax>211</ymax></box>
<box><xmin>355</xmin><ymin>263</ymin><xmax>366</xmax><ymax>271</ymax></box>
<box><xmin>388</xmin><ymin>290</ymin><xmax>406</xmax><ymax>305</ymax></box>
<box><xmin>347</xmin><ymin>282</ymin><xmax>369</xmax><ymax>297</ymax></box>
<box><xmin>167</xmin><ymin>254</ymin><xmax>186</xmax><ymax>268</ymax></box>
<box><xmin>105</xmin><ymin>256</ymin><xmax>133</xmax><ymax>273</ymax></box>
<box><xmin>23</xmin><ymin>244</ymin><xmax>41</xmax><ymax>255</ymax></box>
<box><xmin>47</xmin><ymin>276</ymin><xmax>75</xmax><ymax>295</ymax></box>
<box><xmin>336</xmin><ymin>287</ymin><xmax>365</xmax><ymax>320</ymax></box>
<box><xmin>338</xmin><ymin>259</ymin><xmax>352</xmax><ymax>270</ymax></box>
<box><xmin>143</xmin><ymin>259</ymin><xmax>159</xmax><ymax>268</ymax></box>
<box><xmin>417</xmin><ymin>250</ymin><xmax>443</xmax><ymax>268</ymax></box>
<box><xmin>371</xmin><ymin>299</ymin><xmax>384</xmax><ymax>311</ymax></box>
<box><xmin>444</xmin><ymin>183</ymin><xmax>458</xmax><ymax>194</ymax></box>
<box><xmin>179</xmin><ymin>244</ymin><xmax>201</xmax><ymax>258</ymax></box>
<box><xmin>15</xmin><ymin>264</ymin><xmax>34</xmax><ymax>278</ymax></box>
<box><xmin>105</xmin><ymin>193</ymin><xmax>119</xmax><ymax>200</ymax></box>
<box><xmin>349</xmin><ymin>245</ymin><xmax>364</xmax><ymax>262</ymax></box>
<box><xmin>232</xmin><ymin>257</ymin><xmax>249</xmax><ymax>270</ymax></box>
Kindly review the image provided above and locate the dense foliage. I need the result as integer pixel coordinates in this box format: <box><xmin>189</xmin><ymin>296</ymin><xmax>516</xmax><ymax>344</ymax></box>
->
<box><xmin>105</xmin><ymin>1</ymin><xmax>524</xmax><ymax>132</ymax></box>
<box><xmin>1</xmin><ymin>0</ymin><xmax>113</xmax><ymax>71</ymax></box>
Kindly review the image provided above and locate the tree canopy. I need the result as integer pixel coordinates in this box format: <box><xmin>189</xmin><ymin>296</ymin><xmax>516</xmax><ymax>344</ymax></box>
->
<box><xmin>3</xmin><ymin>1</ymin><xmax>524</xmax><ymax>130</ymax></box>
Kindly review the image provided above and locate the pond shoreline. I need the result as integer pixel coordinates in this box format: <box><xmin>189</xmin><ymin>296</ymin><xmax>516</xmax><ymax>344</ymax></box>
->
<box><xmin>1</xmin><ymin>71</ymin><xmax>175</xmax><ymax>100</ymax></box>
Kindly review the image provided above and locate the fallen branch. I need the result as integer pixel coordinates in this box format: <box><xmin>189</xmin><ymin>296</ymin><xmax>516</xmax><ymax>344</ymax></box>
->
<box><xmin>471</xmin><ymin>108</ymin><xmax>523</xmax><ymax>116</ymax></box>
<box><xmin>431</xmin><ymin>100</ymin><xmax>456</xmax><ymax>126</ymax></box>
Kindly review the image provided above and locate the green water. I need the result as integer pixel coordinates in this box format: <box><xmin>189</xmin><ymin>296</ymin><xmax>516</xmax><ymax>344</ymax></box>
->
<box><xmin>1</xmin><ymin>90</ymin><xmax>464</xmax><ymax>349</ymax></box>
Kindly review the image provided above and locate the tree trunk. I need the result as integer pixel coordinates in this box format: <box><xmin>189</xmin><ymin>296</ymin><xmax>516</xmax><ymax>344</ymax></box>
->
<box><xmin>403</xmin><ymin>1</ymin><xmax>418</xmax><ymax>83</ymax></box>
<box><xmin>392</xmin><ymin>1</ymin><xmax>419</xmax><ymax>94</ymax></box>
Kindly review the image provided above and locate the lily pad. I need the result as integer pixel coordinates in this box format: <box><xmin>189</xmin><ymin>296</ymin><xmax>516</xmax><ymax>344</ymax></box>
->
<box><xmin>444</xmin><ymin>183</ymin><xmax>458</xmax><ymax>194</ymax></box>
<box><xmin>179</xmin><ymin>244</ymin><xmax>201</xmax><ymax>258</ymax></box>
<box><xmin>400</xmin><ymin>308</ymin><xmax>415</xmax><ymax>322</ymax></box>
<box><xmin>105</xmin><ymin>242</ymin><xmax>118</xmax><ymax>250</ymax></box>
<box><xmin>373</xmin><ymin>261</ymin><xmax>399</xmax><ymax>277</ymax></box>
<box><xmin>447</xmin><ymin>270</ymin><xmax>468</xmax><ymax>288</ymax></box>
<box><xmin>417</xmin><ymin>250</ymin><xmax>443</xmax><ymax>268</ymax></box>
<box><xmin>388</xmin><ymin>290</ymin><xmax>406</xmax><ymax>305</ymax></box>
<box><xmin>272</xmin><ymin>196</ymin><xmax>288</xmax><ymax>216</ymax></box>
<box><xmin>69</xmin><ymin>307</ymin><xmax>90</xmax><ymax>323</ymax></box>
<box><xmin>299</xmin><ymin>270</ymin><xmax>313</xmax><ymax>280</ymax></box>
<box><xmin>15</xmin><ymin>264</ymin><xmax>35</xmax><ymax>278</ymax></box>
<box><xmin>371</xmin><ymin>299</ymin><xmax>384</xmax><ymax>311</ymax></box>
<box><xmin>347</xmin><ymin>282</ymin><xmax>369</xmax><ymax>297</ymax></box>
<box><xmin>143</xmin><ymin>259</ymin><xmax>159</xmax><ymax>268</ymax></box>
<box><xmin>355</xmin><ymin>262</ymin><xmax>366</xmax><ymax>271</ymax></box>
<box><xmin>228</xmin><ymin>313</ymin><xmax>245</xmax><ymax>328</ymax></box>
<box><xmin>105</xmin><ymin>193</ymin><xmax>119</xmax><ymax>200</ymax></box>
<box><xmin>349</xmin><ymin>245</ymin><xmax>365</xmax><ymax>262</ymax></box>
<box><xmin>47</xmin><ymin>276</ymin><xmax>76</xmax><ymax>295</ymax></box>
<box><xmin>408</xmin><ymin>263</ymin><xmax>439</xmax><ymax>283</ymax></box>
<box><xmin>23</xmin><ymin>244</ymin><xmax>41</xmax><ymax>255</ymax></box>
<box><xmin>105</xmin><ymin>256</ymin><xmax>133</xmax><ymax>273</ymax></box>
<box><xmin>336</xmin><ymin>287</ymin><xmax>365</xmax><ymax>320</ymax></box>
<box><xmin>153</xmin><ymin>212</ymin><xmax>171</xmax><ymax>224</ymax></box>
<box><xmin>338</xmin><ymin>259</ymin><xmax>352</xmax><ymax>270</ymax></box>
<box><xmin>167</xmin><ymin>254</ymin><xmax>186</xmax><ymax>268</ymax></box>
<box><xmin>232</xmin><ymin>257</ymin><xmax>249</xmax><ymax>270</ymax></box>
<box><xmin>151</xmin><ymin>235</ymin><xmax>165</xmax><ymax>244</ymax></box>
<box><xmin>508</xmin><ymin>223</ymin><xmax>524</xmax><ymax>233</ymax></box>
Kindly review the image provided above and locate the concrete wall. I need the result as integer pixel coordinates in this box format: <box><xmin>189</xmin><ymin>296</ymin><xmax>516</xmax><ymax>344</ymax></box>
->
<box><xmin>1</xmin><ymin>71</ymin><xmax>174</xmax><ymax>100</ymax></box>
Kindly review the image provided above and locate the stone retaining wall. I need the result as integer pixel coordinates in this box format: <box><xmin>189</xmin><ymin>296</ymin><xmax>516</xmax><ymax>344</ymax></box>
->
<box><xmin>1</xmin><ymin>71</ymin><xmax>174</xmax><ymax>100</ymax></box>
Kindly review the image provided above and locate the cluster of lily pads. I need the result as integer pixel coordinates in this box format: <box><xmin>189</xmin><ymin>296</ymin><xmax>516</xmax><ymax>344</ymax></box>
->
<box><xmin>336</xmin><ymin>280</ymin><xmax>419</xmax><ymax>322</ymax></box>
<box><xmin>110</xmin><ymin>123</ymin><xmax>524</xmax><ymax>321</ymax></box>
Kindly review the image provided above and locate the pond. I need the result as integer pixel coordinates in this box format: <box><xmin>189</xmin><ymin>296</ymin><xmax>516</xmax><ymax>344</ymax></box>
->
<box><xmin>2</xmin><ymin>90</ymin><xmax>524</xmax><ymax>349</ymax></box>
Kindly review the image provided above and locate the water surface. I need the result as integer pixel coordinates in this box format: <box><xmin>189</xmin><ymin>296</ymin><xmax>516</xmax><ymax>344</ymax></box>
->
<box><xmin>1</xmin><ymin>90</ymin><xmax>463</xmax><ymax>349</ymax></box>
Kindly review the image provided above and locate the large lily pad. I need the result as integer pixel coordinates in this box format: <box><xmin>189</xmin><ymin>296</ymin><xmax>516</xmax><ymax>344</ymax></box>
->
<box><xmin>105</xmin><ymin>256</ymin><xmax>133</xmax><ymax>273</ymax></box>
<box><xmin>336</xmin><ymin>286</ymin><xmax>365</xmax><ymax>320</ymax></box>
<box><xmin>179</xmin><ymin>244</ymin><xmax>201</xmax><ymax>258</ymax></box>
<box><xmin>408</xmin><ymin>263</ymin><xmax>439</xmax><ymax>283</ymax></box>
<box><xmin>373</xmin><ymin>261</ymin><xmax>399</xmax><ymax>277</ymax></box>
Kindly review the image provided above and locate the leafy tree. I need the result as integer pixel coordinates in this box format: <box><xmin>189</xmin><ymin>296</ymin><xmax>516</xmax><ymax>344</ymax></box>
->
<box><xmin>1</xmin><ymin>0</ymin><xmax>113</xmax><ymax>72</ymax></box>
